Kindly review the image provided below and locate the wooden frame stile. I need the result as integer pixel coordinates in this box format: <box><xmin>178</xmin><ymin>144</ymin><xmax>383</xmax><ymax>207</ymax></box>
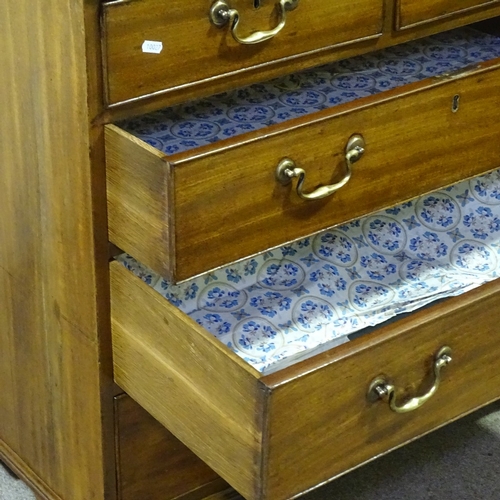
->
<box><xmin>0</xmin><ymin>0</ymin><xmax>117</xmax><ymax>499</ymax></box>
<box><xmin>87</xmin><ymin>0</ymin><xmax>122</xmax><ymax>498</ymax></box>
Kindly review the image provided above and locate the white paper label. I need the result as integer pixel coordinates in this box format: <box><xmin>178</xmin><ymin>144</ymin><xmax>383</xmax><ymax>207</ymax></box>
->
<box><xmin>142</xmin><ymin>40</ymin><xmax>163</xmax><ymax>54</ymax></box>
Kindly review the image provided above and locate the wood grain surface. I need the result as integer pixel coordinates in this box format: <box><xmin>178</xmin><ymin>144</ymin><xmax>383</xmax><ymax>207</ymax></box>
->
<box><xmin>101</xmin><ymin>6</ymin><xmax>500</xmax><ymax>115</ymax></box>
<box><xmin>110</xmin><ymin>262</ymin><xmax>263</xmax><ymax>500</ymax></box>
<box><xmin>0</xmin><ymin>1</ymin><xmax>115</xmax><ymax>499</ymax></box>
<box><xmin>2</xmin><ymin>1</ymin><xmax>500</xmax><ymax>499</ymax></box>
<box><xmin>262</xmin><ymin>278</ymin><xmax>500</xmax><ymax>498</ymax></box>
<box><xmin>102</xmin><ymin>0</ymin><xmax>383</xmax><ymax>104</ymax></box>
<box><xmin>107</xmin><ymin>59</ymin><xmax>500</xmax><ymax>282</ymax></box>
<box><xmin>397</xmin><ymin>0</ymin><xmax>500</xmax><ymax>29</ymax></box>
<box><xmin>115</xmin><ymin>394</ymin><xmax>228</xmax><ymax>500</ymax></box>
<box><xmin>106</xmin><ymin>124</ymin><xmax>174</xmax><ymax>277</ymax></box>
<box><xmin>110</xmin><ymin>260</ymin><xmax>500</xmax><ymax>499</ymax></box>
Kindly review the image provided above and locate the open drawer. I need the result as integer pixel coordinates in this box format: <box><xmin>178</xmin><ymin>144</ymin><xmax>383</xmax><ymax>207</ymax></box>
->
<box><xmin>111</xmin><ymin>262</ymin><xmax>500</xmax><ymax>500</ymax></box>
<box><xmin>111</xmin><ymin>168</ymin><xmax>500</xmax><ymax>499</ymax></box>
<box><xmin>106</xmin><ymin>27</ymin><xmax>500</xmax><ymax>283</ymax></box>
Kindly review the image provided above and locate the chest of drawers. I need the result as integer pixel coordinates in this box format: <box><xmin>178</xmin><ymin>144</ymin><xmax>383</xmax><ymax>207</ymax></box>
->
<box><xmin>1</xmin><ymin>2</ymin><xmax>500</xmax><ymax>500</ymax></box>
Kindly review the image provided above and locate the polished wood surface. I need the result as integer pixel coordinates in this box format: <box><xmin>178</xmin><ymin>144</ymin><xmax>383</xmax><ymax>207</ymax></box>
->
<box><xmin>110</xmin><ymin>262</ymin><xmax>263</xmax><ymax>500</ymax></box>
<box><xmin>107</xmin><ymin>59</ymin><xmax>500</xmax><ymax>282</ymax></box>
<box><xmin>102</xmin><ymin>5</ymin><xmax>500</xmax><ymax>115</ymax></box>
<box><xmin>0</xmin><ymin>1</ymin><xmax>114</xmax><ymax>499</ymax></box>
<box><xmin>115</xmin><ymin>394</ymin><xmax>228</xmax><ymax>500</ymax></box>
<box><xmin>102</xmin><ymin>0</ymin><xmax>383</xmax><ymax>104</ymax></box>
<box><xmin>262</xmin><ymin>279</ymin><xmax>500</xmax><ymax>498</ymax></box>
<box><xmin>2</xmin><ymin>1</ymin><xmax>500</xmax><ymax>499</ymax></box>
<box><xmin>397</xmin><ymin>0</ymin><xmax>500</xmax><ymax>29</ymax></box>
<box><xmin>106</xmin><ymin>125</ymin><xmax>174</xmax><ymax>277</ymax></box>
<box><xmin>110</xmin><ymin>260</ymin><xmax>500</xmax><ymax>499</ymax></box>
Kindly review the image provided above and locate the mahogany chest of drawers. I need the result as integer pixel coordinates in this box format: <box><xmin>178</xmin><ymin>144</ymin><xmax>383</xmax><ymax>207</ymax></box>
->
<box><xmin>1</xmin><ymin>2</ymin><xmax>500</xmax><ymax>500</ymax></box>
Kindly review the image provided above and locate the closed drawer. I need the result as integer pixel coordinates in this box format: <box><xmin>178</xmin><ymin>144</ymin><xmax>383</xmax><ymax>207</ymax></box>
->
<box><xmin>110</xmin><ymin>258</ymin><xmax>500</xmax><ymax>500</ymax></box>
<box><xmin>106</xmin><ymin>28</ymin><xmax>500</xmax><ymax>282</ymax></box>
<box><xmin>396</xmin><ymin>0</ymin><xmax>500</xmax><ymax>30</ymax></box>
<box><xmin>114</xmin><ymin>394</ymin><xmax>228</xmax><ymax>500</ymax></box>
<box><xmin>102</xmin><ymin>0</ymin><xmax>383</xmax><ymax>105</ymax></box>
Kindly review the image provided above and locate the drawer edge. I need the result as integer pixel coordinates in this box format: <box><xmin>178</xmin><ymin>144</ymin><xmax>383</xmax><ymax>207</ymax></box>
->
<box><xmin>110</xmin><ymin>261</ymin><xmax>266</xmax><ymax>500</ymax></box>
<box><xmin>106</xmin><ymin>125</ymin><xmax>176</xmax><ymax>279</ymax></box>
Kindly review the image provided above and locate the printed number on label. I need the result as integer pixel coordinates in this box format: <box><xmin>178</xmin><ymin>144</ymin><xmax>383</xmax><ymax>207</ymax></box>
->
<box><xmin>142</xmin><ymin>40</ymin><xmax>163</xmax><ymax>54</ymax></box>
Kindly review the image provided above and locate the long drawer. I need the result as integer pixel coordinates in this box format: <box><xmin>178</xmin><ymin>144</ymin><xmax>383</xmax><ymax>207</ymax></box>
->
<box><xmin>102</xmin><ymin>0</ymin><xmax>384</xmax><ymax>105</ymax></box>
<box><xmin>110</xmin><ymin>259</ymin><xmax>500</xmax><ymax>500</ymax></box>
<box><xmin>106</xmin><ymin>38</ymin><xmax>500</xmax><ymax>282</ymax></box>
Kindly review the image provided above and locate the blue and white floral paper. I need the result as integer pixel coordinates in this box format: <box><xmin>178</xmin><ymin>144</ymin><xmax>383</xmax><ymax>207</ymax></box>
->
<box><xmin>118</xmin><ymin>169</ymin><xmax>500</xmax><ymax>374</ymax></box>
<box><xmin>119</xmin><ymin>27</ymin><xmax>500</xmax><ymax>156</ymax></box>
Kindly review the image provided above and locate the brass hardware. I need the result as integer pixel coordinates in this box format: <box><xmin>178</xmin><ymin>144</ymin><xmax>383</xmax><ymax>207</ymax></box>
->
<box><xmin>275</xmin><ymin>134</ymin><xmax>365</xmax><ymax>201</ymax></box>
<box><xmin>452</xmin><ymin>94</ymin><xmax>460</xmax><ymax>113</ymax></box>
<box><xmin>209</xmin><ymin>0</ymin><xmax>299</xmax><ymax>45</ymax></box>
<box><xmin>368</xmin><ymin>346</ymin><xmax>452</xmax><ymax>414</ymax></box>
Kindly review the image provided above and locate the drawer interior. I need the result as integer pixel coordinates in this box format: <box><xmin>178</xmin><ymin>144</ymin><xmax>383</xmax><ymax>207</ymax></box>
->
<box><xmin>111</xmin><ymin>188</ymin><xmax>500</xmax><ymax>500</ymax></box>
<box><xmin>117</xmin><ymin>169</ymin><xmax>500</xmax><ymax>374</ymax></box>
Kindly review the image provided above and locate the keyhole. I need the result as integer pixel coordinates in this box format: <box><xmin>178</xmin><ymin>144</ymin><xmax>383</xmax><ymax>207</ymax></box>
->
<box><xmin>452</xmin><ymin>94</ymin><xmax>460</xmax><ymax>113</ymax></box>
<box><xmin>254</xmin><ymin>0</ymin><xmax>261</xmax><ymax>8</ymax></box>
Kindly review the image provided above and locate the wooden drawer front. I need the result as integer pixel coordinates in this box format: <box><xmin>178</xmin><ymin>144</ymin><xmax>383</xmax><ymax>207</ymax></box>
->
<box><xmin>102</xmin><ymin>0</ymin><xmax>383</xmax><ymax>105</ymax></box>
<box><xmin>115</xmin><ymin>394</ymin><xmax>227</xmax><ymax>500</ymax></box>
<box><xmin>396</xmin><ymin>0</ymin><xmax>500</xmax><ymax>29</ymax></box>
<box><xmin>110</xmin><ymin>261</ymin><xmax>500</xmax><ymax>500</ymax></box>
<box><xmin>106</xmin><ymin>60</ymin><xmax>500</xmax><ymax>282</ymax></box>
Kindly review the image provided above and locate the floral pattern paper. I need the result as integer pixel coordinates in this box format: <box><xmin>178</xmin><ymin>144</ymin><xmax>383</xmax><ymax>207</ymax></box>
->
<box><xmin>118</xmin><ymin>27</ymin><xmax>500</xmax><ymax>156</ymax></box>
<box><xmin>118</xmin><ymin>169</ymin><xmax>500</xmax><ymax>374</ymax></box>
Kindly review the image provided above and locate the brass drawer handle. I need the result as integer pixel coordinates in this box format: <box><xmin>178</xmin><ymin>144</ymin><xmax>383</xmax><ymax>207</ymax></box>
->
<box><xmin>368</xmin><ymin>346</ymin><xmax>452</xmax><ymax>414</ymax></box>
<box><xmin>275</xmin><ymin>134</ymin><xmax>365</xmax><ymax>201</ymax></box>
<box><xmin>209</xmin><ymin>0</ymin><xmax>299</xmax><ymax>45</ymax></box>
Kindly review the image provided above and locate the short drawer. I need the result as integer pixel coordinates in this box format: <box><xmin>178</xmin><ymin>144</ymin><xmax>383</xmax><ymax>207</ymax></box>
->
<box><xmin>396</xmin><ymin>0</ymin><xmax>500</xmax><ymax>30</ymax></box>
<box><xmin>110</xmin><ymin>260</ymin><xmax>500</xmax><ymax>500</ymax></box>
<box><xmin>102</xmin><ymin>0</ymin><xmax>383</xmax><ymax>105</ymax></box>
<box><xmin>106</xmin><ymin>28</ymin><xmax>500</xmax><ymax>282</ymax></box>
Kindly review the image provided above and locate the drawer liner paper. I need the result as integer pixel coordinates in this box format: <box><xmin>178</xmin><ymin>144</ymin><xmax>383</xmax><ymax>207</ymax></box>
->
<box><xmin>119</xmin><ymin>27</ymin><xmax>500</xmax><ymax>156</ymax></box>
<box><xmin>119</xmin><ymin>170</ymin><xmax>500</xmax><ymax>374</ymax></box>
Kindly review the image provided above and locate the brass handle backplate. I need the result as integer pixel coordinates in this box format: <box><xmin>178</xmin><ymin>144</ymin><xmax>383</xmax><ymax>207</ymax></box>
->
<box><xmin>368</xmin><ymin>346</ymin><xmax>452</xmax><ymax>414</ymax></box>
<box><xmin>210</xmin><ymin>0</ymin><xmax>299</xmax><ymax>45</ymax></box>
<box><xmin>275</xmin><ymin>134</ymin><xmax>365</xmax><ymax>201</ymax></box>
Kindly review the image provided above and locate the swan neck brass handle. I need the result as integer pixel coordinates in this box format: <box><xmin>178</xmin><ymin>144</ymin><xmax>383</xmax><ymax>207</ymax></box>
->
<box><xmin>275</xmin><ymin>134</ymin><xmax>365</xmax><ymax>201</ymax></box>
<box><xmin>368</xmin><ymin>346</ymin><xmax>452</xmax><ymax>414</ymax></box>
<box><xmin>210</xmin><ymin>0</ymin><xmax>298</xmax><ymax>45</ymax></box>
